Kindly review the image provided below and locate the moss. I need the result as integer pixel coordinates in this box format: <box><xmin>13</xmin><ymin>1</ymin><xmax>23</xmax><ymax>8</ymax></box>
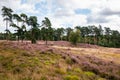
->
<box><xmin>64</xmin><ymin>75</ymin><xmax>79</xmax><ymax>80</ymax></box>
<box><xmin>73</xmin><ymin>68</ymin><xmax>82</xmax><ymax>73</ymax></box>
<box><xmin>55</xmin><ymin>68</ymin><xmax>66</xmax><ymax>75</ymax></box>
<box><xmin>44</xmin><ymin>60</ymin><xmax>56</xmax><ymax>65</ymax></box>
<box><xmin>84</xmin><ymin>71</ymin><xmax>96</xmax><ymax>80</ymax></box>
<box><xmin>27</xmin><ymin>57</ymin><xmax>40</xmax><ymax>67</ymax></box>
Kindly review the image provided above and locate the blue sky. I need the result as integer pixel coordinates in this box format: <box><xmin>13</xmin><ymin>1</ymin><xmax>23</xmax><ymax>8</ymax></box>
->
<box><xmin>74</xmin><ymin>9</ymin><xmax>91</xmax><ymax>15</ymax></box>
<box><xmin>0</xmin><ymin>0</ymin><xmax>120</xmax><ymax>32</ymax></box>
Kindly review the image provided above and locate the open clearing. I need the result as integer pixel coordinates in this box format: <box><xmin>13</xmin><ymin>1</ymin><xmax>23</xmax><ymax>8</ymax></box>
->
<box><xmin>0</xmin><ymin>41</ymin><xmax>120</xmax><ymax>80</ymax></box>
<box><xmin>52</xmin><ymin>45</ymin><xmax>120</xmax><ymax>64</ymax></box>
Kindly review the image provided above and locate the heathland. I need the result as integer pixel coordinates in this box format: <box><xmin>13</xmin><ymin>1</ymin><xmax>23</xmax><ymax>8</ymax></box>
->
<box><xmin>0</xmin><ymin>41</ymin><xmax>120</xmax><ymax>80</ymax></box>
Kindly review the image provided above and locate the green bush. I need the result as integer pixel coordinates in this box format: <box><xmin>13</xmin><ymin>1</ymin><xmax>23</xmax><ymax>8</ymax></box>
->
<box><xmin>69</xmin><ymin>29</ymin><xmax>80</xmax><ymax>45</ymax></box>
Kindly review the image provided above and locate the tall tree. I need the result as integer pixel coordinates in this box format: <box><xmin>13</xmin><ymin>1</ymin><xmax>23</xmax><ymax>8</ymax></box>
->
<box><xmin>20</xmin><ymin>13</ymin><xmax>28</xmax><ymax>41</ymax></box>
<box><xmin>12</xmin><ymin>14</ymin><xmax>22</xmax><ymax>26</ymax></box>
<box><xmin>28</xmin><ymin>16</ymin><xmax>39</xmax><ymax>43</ymax></box>
<box><xmin>66</xmin><ymin>27</ymin><xmax>73</xmax><ymax>41</ymax></box>
<box><xmin>93</xmin><ymin>26</ymin><xmax>99</xmax><ymax>44</ymax></box>
<box><xmin>88</xmin><ymin>25</ymin><xmax>95</xmax><ymax>44</ymax></box>
<box><xmin>110</xmin><ymin>30</ymin><xmax>120</xmax><ymax>47</ymax></box>
<box><xmin>75</xmin><ymin>26</ymin><xmax>90</xmax><ymax>43</ymax></box>
<box><xmin>41</xmin><ymin>17</ymin><xmax>52</xmax><ymax>45</ymax></box>
<box><xmin>20</xmin><ymin>13</ymin><xmax>28</xmax><ymax>26</ymax></box>
<box><xmin>104</xmin><ymin>27</ymin><xmax>111</xmax><ymax>45</ymax></box>
<box><xmin>10</xmin><ymin>23</ymin><xmax>26</xmax><ymax>42</ymax></box>
<box><xmin>12</xmin><ymin>14</ymin><xmax>23</xmax><ymax>41</ymax></box>
<box><xmin>56</xmin><ymin>28</ymin><xmax>64</xmax><ymax>40</ymax></box>
<box><xmin>1</xmin><ymin>6</ymin><xmax>13</xmax><ymax>40</ymax></box>
<box><xmin>48</xmin><ymin>27</ymin><xmax>54</xmax><ymax>41</ymax></box>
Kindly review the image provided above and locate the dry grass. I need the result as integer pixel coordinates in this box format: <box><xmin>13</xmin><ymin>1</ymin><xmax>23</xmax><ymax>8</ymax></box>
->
<box><xmin>0</xmin><ymin>41</ymin><xmax>120</xmax><ymax>80</ymax></box>
<box><xmin>52</xmin><ymin>46</ymin><xmax>120</xmax><ymax>64</ymax></box>
<box><xmin>52</xmin><ymin>45</ymin><xmax>120</xmax><ymax>80</ymax></box>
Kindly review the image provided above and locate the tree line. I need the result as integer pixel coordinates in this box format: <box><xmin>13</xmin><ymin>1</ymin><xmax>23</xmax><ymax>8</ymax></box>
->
<box><xmin>0</xmin><ymin>6</ymin><xmax>120</xmax><ymax>47</ymax></box>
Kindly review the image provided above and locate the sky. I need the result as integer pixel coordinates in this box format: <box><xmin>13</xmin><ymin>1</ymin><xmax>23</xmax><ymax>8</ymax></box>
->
<box><xmin>0</xmin><ymin>0</ymin><xmax>120</xmax><ymax>32</ymax></box>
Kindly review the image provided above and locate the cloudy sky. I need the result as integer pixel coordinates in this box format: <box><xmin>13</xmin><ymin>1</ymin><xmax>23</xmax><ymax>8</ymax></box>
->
<box><xmin>0</xmin><ymin>0</ymin><xmax>120</xmax><ymax>32</ymax></box>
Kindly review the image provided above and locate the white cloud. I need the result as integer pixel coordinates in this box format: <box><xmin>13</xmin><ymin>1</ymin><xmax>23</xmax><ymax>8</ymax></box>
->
<box><xmin>0</xmin><ymin>0</ymin><xmax>120</xmax><ymax>32</ymax></box>
<box><xmin>51</xmin><ymin>14</ymin><xmax>87</xmax><ymax>29</ymax></box>
<box><xmin>54</xmin><ymin>8</ymin><xmax>75</xmax><ymax>17</ymax></box>
<box><xmin>18</xmin><ymin>4</ymin><xmax>39</xmax><ymax>14</ymax></box>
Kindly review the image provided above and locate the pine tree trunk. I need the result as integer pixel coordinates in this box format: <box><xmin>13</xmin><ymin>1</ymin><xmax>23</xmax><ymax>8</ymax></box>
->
<box><xmin>6</xmin><ymin>20</ymin><xmax>8</xmax><ymax>41</ymax></box>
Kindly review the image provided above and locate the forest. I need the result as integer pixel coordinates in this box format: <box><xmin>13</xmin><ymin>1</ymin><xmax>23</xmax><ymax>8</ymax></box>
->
<box><xmin>0</xmin><ymin>6</ymin><xmax>120</xmax><ymax>47</ymax></box>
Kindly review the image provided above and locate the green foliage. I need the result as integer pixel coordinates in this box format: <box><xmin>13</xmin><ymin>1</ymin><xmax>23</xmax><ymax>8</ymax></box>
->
<box><xmin>28</xmin><ymin>16</ymin><xmax>39</xmax><ymax>44</ymax></box>
<box><xmin>1</xmin><ymin>6</ymin><xmax>13</xmax><ymax>40</ymax></box>
<box><xmin>73</xmin><ymin>68</ymin><xmax>82</xmax><ymax>73</ymax></box>
<box><xmin>64</xmin><ymin>75</ymin><xmax>79</xmax><ymax>80</ymax></box>
<box><xmin>84</xmin><ymin>71</ymin><xmax>96</xmax><ymax>80</ymax></box>
<box><xmin>41</xmin><ymin>17</ymin><xmax>52</xmax><ymax>45</ymax></box>
<box><xmin>1</xmin><ymin>6</ymin><xmax>120</xmax><ymax>48</ymax></box>
<box><xmin>69</xmin><ymin>29</ymin><xmax>80</xmax><ymax>45</ymax></box>
<box><xmin>55</xmin><ymin>28</ymin><xmax>65</xmax><ymax>40</ymax></box>
<box><xmin>66</xmin><ymin>27</ymin><xmax>73</xmax><ymax>41</ymax></box>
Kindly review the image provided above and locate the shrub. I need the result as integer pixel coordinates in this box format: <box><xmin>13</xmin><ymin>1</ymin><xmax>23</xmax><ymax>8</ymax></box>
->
<box><xmin>66</xmin><ymin>57</ymin><xmax>74</xmax><ymax>65</ymax></box>
<box><xmin>69</xmin><ymin>29</ymin><xmax>80</xmax><ymax>45</ymax></box>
